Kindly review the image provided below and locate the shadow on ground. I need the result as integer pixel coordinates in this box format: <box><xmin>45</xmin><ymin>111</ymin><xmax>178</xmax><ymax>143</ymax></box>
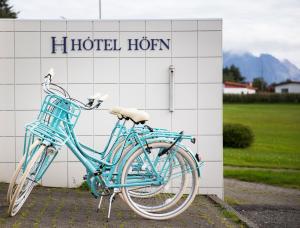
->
<box><xmin>0</xmin><ymin>183</ymin><xmax>238</xmax><ymax>228</ymax></box>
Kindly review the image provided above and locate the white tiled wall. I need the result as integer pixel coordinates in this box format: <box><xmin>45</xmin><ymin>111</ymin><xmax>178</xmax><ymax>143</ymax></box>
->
<box><xmin>0</xmin><ymin>19</ymin><xmax>223</xmax><ymax>198</ymax></box>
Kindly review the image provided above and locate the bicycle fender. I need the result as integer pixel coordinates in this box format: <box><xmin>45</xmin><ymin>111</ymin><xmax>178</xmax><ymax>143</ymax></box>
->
<box><xmin>116</xmin><ymin>138</ymin><xmax>202</xmax><ymax>183</ymax></box>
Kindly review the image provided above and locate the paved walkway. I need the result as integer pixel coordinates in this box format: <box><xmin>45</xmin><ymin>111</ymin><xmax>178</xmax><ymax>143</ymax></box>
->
<box><xmin>0</xmin><ymin>183</ymin><xmax>238</xmax><ymax>228</ymax></box>
<box><xmin>225</xmin><ymin>178</ymin><xmax>300</xmax><ymax>228</ymax></box>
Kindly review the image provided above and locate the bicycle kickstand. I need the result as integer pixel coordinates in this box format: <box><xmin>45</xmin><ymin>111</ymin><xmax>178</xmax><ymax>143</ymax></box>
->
<box><xmin>107</xmin><ymin>192</ymin><xmax>116</xmax><ymax>222</ymax></box>
<box><xmin>96</xmin><ymin>196</ymin><xmax>103</xmax><ymax>213</ymax></box>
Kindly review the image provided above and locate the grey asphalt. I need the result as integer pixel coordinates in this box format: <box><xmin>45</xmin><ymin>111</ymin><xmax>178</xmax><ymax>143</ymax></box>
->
<box><xmin>225</xmin><ymin>178</ymin><xmax>300</xmax><ymax>228</ymax></box>
<box><xmin>0</xmin><ymin>183</ymin><xmax>238</xmax><ymax>228</ymax></box>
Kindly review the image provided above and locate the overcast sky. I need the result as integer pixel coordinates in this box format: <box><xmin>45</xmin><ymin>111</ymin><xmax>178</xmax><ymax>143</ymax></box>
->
<box><xmin>10</xmin><ymin>0</ymin><xmax>300</xmax><ymax>67</ymax></box>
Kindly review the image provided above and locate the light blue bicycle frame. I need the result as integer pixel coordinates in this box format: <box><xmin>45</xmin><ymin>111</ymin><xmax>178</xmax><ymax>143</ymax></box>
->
<box><xmin>24</xmin><ymin>93</ymin><xmax>202</xmax><ymax>198</ymax></box>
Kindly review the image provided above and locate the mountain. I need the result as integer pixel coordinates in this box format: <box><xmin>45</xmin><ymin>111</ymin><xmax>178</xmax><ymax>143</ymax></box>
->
<box><xmin>223</xmin><ymin>52</ymin><xmax>300</xmax><ymax>84</ymax></box>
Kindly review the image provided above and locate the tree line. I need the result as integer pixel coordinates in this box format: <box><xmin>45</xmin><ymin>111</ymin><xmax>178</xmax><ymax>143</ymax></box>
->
<box><xmin>223</xmin><ymin>64</ymin><xmax>292</xmax><ymax>92</ymax></box>
<box><xmin>0</xmin><ymin>0</ymin><xmax>18</xmax><ymax>18</ymax></box>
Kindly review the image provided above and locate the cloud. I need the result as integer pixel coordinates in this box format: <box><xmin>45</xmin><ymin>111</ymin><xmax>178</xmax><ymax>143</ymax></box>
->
<box><xmin>10</xmin><ymin>0</ymin><xmax>300</xmax><ymax>67</ymax></box>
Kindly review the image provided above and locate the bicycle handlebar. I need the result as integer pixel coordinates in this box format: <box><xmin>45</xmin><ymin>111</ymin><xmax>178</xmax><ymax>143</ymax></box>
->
<box><xmin>42</xmin><ymin>68</ymin><xmax>108</xmax><ymax>110</ymax></box>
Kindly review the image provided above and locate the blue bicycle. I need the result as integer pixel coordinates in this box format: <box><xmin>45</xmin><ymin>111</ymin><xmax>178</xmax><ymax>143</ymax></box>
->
<box><xmin>7</xmin><ymin>69</ymin><xmax>202</xmax><ymax>220</ymax></box>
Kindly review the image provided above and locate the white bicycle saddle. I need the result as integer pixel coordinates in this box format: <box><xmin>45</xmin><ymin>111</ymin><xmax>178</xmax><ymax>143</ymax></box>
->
<box><xmin>110</xmin><ymin>106</ymin><xmax>150</xmax><ymax>123</ymax></box>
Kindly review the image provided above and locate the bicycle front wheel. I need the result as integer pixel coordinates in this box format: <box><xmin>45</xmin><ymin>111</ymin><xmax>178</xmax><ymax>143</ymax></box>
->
<box><xmin>8</xmin><ymin>144</ymin><xmax>47</xmax><ymax>216</ymax></box>
<box><xmin>121</xmin><ymin>142</ymin><xmax>199</xmax><ymax>220</ymax></box>
<box><xmin>7</xmin><ymin>139</ymin><xmax>41</xmax><ymax>204</ymax></box>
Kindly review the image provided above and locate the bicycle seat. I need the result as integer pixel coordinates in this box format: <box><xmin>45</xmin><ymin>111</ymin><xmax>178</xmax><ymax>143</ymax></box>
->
<box><xmin>110</xmin><ymin>106</ymin><xmax>150</xmax><ymax>124</ymax></box>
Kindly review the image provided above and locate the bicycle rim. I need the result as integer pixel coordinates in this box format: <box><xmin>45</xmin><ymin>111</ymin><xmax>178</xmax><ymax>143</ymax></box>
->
<box><xmin>121</xmin><ymin>142</ymin><xmax>199</xmax><ymax>220</ymax></box>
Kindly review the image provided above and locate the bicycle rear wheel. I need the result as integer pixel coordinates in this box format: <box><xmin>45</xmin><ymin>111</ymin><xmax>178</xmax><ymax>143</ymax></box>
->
<box><xmin>8</xmin><ymin>144</ymin><xmax>47</xmax><ymax>216</ymax></box>
<box><xmin>121</xmin><ymin>142</ymin><xmax>199</xmax><ymax>220</ymax></box>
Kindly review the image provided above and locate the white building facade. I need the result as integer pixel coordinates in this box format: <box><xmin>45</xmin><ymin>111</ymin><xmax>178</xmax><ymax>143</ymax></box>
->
<box><xmin>223</xmin><ymin>81</ymin><xmax>256</xmax><ymax>94</ymax></box>
<box><xmin>275</xmin><ymin>82</ymin><xmax>300</xmax><ymax>93</ymax></box>
<box><xmin>0</xmin><ymin>19</ymin><xmax>223</xmax><ymax>198</ymax></box>
<box><xmin>223</xmin><ymin>87</ymin><xmax>256</xmax><ymax>94</ymax></box>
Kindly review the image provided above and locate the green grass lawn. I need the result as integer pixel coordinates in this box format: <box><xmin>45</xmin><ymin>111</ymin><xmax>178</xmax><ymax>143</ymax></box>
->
<box><xmin>224</xmin><ymin>104</ymin><xmax>300</xmax><ymax>188</ymax></box>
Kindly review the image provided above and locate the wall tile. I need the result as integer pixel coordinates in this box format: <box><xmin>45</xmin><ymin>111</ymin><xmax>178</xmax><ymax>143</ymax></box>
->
<box><xmin>0</xmin><ymin>137</ymin><xmax>15</xmax><ymax>162</ymax></box>
<box><xmin>15</xmin><ymin>58</ymin><xmax>41</xmax><ymax>84</ymax></box>
<box><xmin>198</xmin><ymin>84</ymin><xmax>222</xmax><ymax>109</ymax></box>
<box><xmin>198</xmin><ymin>31</ymin><xmax>222</xmax><ymax>57</ymax></box>
<box><xmin>173</xmin><ymin>58</ymin><xmax>197</xmax><ymax>83</ymax></box>
<box><xmin>0</xmin><ymin>32</ymin><xmax>14</xmax><ymax>57</ymax></box>
<box><xmin>68</xmin><ymin>58</ymin><xmax>93</xmax><ymax>83</ymax></box>
<box><xmin>120</xmin><ymin>58</ymin><xmax>145</xmax><ymax>83</ymax></box>
<box><xmin>172</xmin><ymin>31</ymin><xmax>197</xmax><ymax>57</ymax></box>
<box><xmin>198</xmin><ymin>20</ymin><xmax>222</xmax><ymax>30</ymax></box>
<box><xmin>147</xmin><ymin>110</ymin><xmax>171</xmax><ymax>130</ymax></box>
<box><xmin>41</xmin><ymin>20</ymin><xmax>66</xmax><ymax>31</ymax></box>
<box><xmin>0</xmin><ymin>20</ymin><xmax>14</xmax><ymax>31</ymax></box>
<box><xmin>93</xmin><ymin>20</ymin><xmax>119</xmax><ymax>31</ymax></box>
<box><xmin>15</xmin><ymin>32</ymin><xmax>40</xmax><ymax>57</ymax></box>
<box><xmin>94</xmin><ymin>110</ymin><xmax>118</xmax><ymax>135</ymax></box>
<box><xmin>68</xmin><ymin>83</ymin><xmax>93</xmax><ymax>103</ymax></box>
<box><xmin>0</xmin><ymin>163</ymin><xmax>15</xmax><ymax>183</ymax></box>
<box><xmin>174</xmin><ymin>84</ymin><xmax>197</xmax><ymax>109</ymax></box>
<box><xmin>55</xmin><ymin>145</ymin><xmax>68</xmax><ymax>162</ymax></box>
<box><xmin>68</xmin><ymin>162</ymin><xmax>86</xmax><ymax>187</ymax></box>
<box><xmin>93</xmin><ymin>32</ymin><xmax>120</xmax><ymax>57</ymax></box>
<box><xmin>120</xmin><ymin>20</ymin><xmax>145</xmax><ymax>31</ymax></box>
<box><xmin>15</xmin><ymin>111</ymin><xmax>37</xmax><ymax>136</ymax></box>
<box><xmin>198</xmin><ymin>110</ymin><xmax>222</xmax><ymax>135</ymax></box>
<box><xmin>0</xmin><ymin>111</ymin><xmax>15</xmax><ymax>136</ymax></box>
<box><xmin>42</xmin><ymin>162</ymin><xmax>68</xmax><ymax>187</ymax></box>
<box><xmin>0</xmin><ymin>85</ymin><xmax>14</xmax><ymax>110</ymax></box>
<box><xmin>41</xmin><ymin>32</ymin><xmax>67</xmax><ymax>57</ymax></box>
<box><xmin>0</xmin><ymin>59</ymin><xmax>14</xmax><ymax>84</ymax></box>
<box><xmin>15</xmin><ymin>20</ymin><xmax>40</xmax><ymax>31</ymax></box>
<box><xmin>93</xmin><ymin>135</ymin><xmax>110</xmax><ymax>152</ymax></box>
<box><xmin>15</xmin><ymin>85</ymin><xmax>41</xmax><ymax>110</ymax></box>
<box><xmin>93</xmin><ymin>84</ymin><xmax>119</xmax><ymax>109</ymax></box>
<box><xmin>67</xmin><ymin>21</ymin><xmax>93</xmax><ymax>31</ymax></box>
<box><xmin>198</xmin><ymin>57</ymin><xmax>222</xmax><ymax>83</ymax></box>
<box><xmin>146</xmin><ymin>20</ymin><xmax>171</xmax><ymax>31</ymax></box>
<box><xmin>120</xmin><ymin>84</ymin><xmax>145</xmax><ymax>109</ymax></box>
<box><xmin>172</xmin><ymin>110</ymin><xmax>197</xmax><ymax>135</ymax></box>
<box><xmin>41</xmin><ymin>58</ymin><xmax>68</xmax><ymax>83</ymax></box>
<box><xmin>15</xmin><ymin>137</ymin><xmax>24</xmax><ymax>162</ymax></box>
<box><xmin>199</xmin><ymin>161</ymin><xmax>223</xmax><ymax>187</ymax></box>
<box><xmin>73</xmin><ymin>110</ymin><xmax>93</xmax><ymax>136</ymax></box>
<box><xmin>198</xmin><ymin>135</ymin><xmax>223</xmax><ymax>161</ymax></box>
<box><xmin>146</xmin><ymin>84</ymin><xmax>169</xmax><ymax>109</ymax></box>
<box><xmin>146</xmin><ymin>58</ymin><xmax>171</xmax><ymax>83</ymax></box>
<box><xmin>94</xmin><ymin>58</ymin><xmax>119</xmax><ymax>83</ymax></box>
<box><xmin>172</xmin><ymin>20</ymin><xmax>197</xmax><ymax>31</ymax></box>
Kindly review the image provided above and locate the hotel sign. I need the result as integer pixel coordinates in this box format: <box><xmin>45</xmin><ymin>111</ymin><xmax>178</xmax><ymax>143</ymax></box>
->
<box><xmin>51</xmin><ymin>36</ymin><xmax>170</xmax><ymax>54</ymax></box>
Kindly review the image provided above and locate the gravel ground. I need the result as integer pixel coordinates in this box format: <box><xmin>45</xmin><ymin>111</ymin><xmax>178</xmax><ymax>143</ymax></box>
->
<box><xmin>225</xmin><ymin>178</ymin><xmax>300</xmax><ymax>228</ymax></box>
<box><xmin>0</xmin><ymin>183</ymin><xmax>238</xmax><ymax>228</ymax></box>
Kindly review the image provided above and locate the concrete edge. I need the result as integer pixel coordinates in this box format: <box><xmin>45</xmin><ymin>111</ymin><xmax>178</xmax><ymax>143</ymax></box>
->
<box><xmin>206</xmin><ymin>194</ymin><xmax>259</xmax><ymax>228</ymax></box>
